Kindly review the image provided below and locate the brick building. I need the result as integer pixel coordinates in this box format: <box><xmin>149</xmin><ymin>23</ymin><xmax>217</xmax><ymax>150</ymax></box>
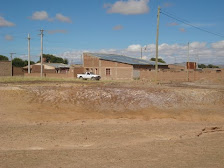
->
<box><xmin>83</xmin><ymin>53</ymin><xmax>168</xmax><ymax>80</ymax></box>
<box><xmin>0</xmin><ymin>61</ymin><xmax>11</xmax><ymax>76</ymax></box>
<box><xmin>23</xmin><ymin>63</ymin><xmax>70</xmax><ymax>74</ymax></box>
<box><xmin>168</xmin><ymin>63</ymin><xmax>185</xmax><ymax>71</ymax></box>
<box><xmin>186</xmin><ymin>62</ymin><xmax>197</xmax><ymax>70</ymax></box>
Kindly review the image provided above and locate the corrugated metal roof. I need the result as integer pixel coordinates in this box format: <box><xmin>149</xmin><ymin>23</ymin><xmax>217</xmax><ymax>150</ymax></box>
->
<box><xmin>87</xmin><ymin>53</ymin><xmax>167</xmax><ymax>65</ymax></box>
<box><xmin>45</xmin><ymin>63</ymin><xmax>70</xmax><ymax>68</ymax></box>
<box><xmin>24</xmin><ymin>63</ymin><xmax>70</xmax><ymax>69</ymax></box>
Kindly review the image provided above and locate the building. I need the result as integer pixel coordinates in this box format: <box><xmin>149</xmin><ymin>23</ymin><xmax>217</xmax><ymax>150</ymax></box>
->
<box><xmin>69</xmin><ymin>64</ymin><xmax>84</xmax><ymax>78</ymax></box>
<box><xmin>0</xmin><ymin>61</ymin><xmax>11</xmax><ymax>76</ymax></box>
<box><xmin>23</xmin><ymin>63</ymin><xmax>70</xmax><ymax>74</ymax></box>
<box><xmin>186</xmin><ymin>62</ymin><xmax>197</xmax><ymax>69</ymax></box>
<box><xmin>168</xmin><ymin>63</ymin><xmax>185</xmax><ymax>71</ymax></box>
<box><xmin>83</xmin><ymin>53</ymin><xmax>168</xmax><ymax>80</ymax></box>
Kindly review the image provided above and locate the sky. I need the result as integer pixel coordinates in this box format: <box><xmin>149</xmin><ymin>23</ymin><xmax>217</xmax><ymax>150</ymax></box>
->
<box><xmin>0</xmin><ymin>0</ymin><xmax>224</xmax><ymax>65</ymax></box>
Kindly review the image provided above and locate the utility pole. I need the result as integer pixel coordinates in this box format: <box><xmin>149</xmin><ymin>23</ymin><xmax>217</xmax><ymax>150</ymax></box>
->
<box><xmin>10</xmin><ymin>53</ymin><xmax>16</xmax><ymax>76</ymax></box>
<box><xmin>40</xmin><ymin>29</ymin><xmax>44</xmax><ymax>77</ymax></box>
<box><xmin>155</xmin><ymin>6</ymin><xmax>161</xmax><ymax>83</ymax></box>
<box><xmin>187</xmin><ymin>42</ymin><xmax>190</xmax><ymax>82</ymax></box>
<box><xmin>141</xmin><ymin>47</ymin><xmax>142</xmax><ymax>59</ymax></box>
<box><xmin>196</xmin><ymin>55</ymin><xmax>199</xmax><ymax>69</ymax></box>
<box><xmin>28</xmin><ymin>34</ymin><xmax>31</xmax><ymax>74</ymax></box>
<box><xmin>141</xmin><ymin>46</ymin><xmax>147</xmax><ymax>59</ymax></box>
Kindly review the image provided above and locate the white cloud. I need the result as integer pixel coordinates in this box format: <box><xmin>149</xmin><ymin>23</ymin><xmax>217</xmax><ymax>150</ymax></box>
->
<box><xmin>190</xmin><ymin>42</ymin><xmax>207</xmax><ymax>48</ymax></box>
<box><xmin>0</xmin><ymin>16</ymin><xmax>15</xmax><ymax>27</ymax></box>
<box><xmin>104</xmin><ymin>0</ymin><xmax>149</xmax><ymax>15</ymax></box>
<box><xmin>29</xmin><ymin>11</ymin><xmax>71</xmax><ymax>23</ymax></box>
<box><xmin>127</xmin><ymin>44</ymin><xmax>141</xmax><ymax>52</ymax></box>
<box><xmin>30</xmin><ymin>11</ymin><xmax>51</xmax><ymax>21</ymax></box>
<box><xmin>211</xmin><ymin>40</ymin><xmax>224</xmax><ymax>49</ymax></box>
<box><xmin>113</xmin><ymin>25</ymin><xmax>123</xmax><ymax>30</ymax></box>
<box><xmin>58</xmin><ymin>50</ymin><xmax>85</xmax><ymax>64</ymax></box>
<box><xmin>57</xmin><ymin>40</ymin><xmax>224</xmax><ymax>65</ymax></box>
<box><xmin>56</xmin><ymin>13</ymin><xmax>72</xmax><ymax>23</ymax></box>
<box><xmin>4</xmin><ymin>35</ymin><xmax>13</xmax><ymax>41</ymax></box>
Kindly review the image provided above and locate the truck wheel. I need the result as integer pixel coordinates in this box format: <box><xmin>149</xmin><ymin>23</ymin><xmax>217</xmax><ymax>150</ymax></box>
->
<box><xmin>79</xmin><ymin>77</ymin><xmax>83</xmax><ymax>80</ymax></box>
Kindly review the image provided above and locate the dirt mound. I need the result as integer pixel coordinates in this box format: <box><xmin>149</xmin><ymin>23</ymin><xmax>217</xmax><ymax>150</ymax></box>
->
<box><xmin>28</xmin><ymin>85</ymin><xmax>224</xmax><ymax>112</ymax></box>
<box><xmin>0</xmin><ymin>83</ymin><xmax>223</xmax><ymax>122</ymax></box>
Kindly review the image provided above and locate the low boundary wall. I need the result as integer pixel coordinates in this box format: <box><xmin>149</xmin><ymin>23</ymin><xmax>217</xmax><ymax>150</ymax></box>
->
<box><xmin>24</xmin><ymin>70</ymin><xmax>224</xmax><ymax>82</ymax></box>
<box><xmin>24</xmin><ymin>73</ymin><xmax>73</xmax><ymax>78</ymax></box>
<box><xmin>140</xmin><ymin>70</ymin><xmax>224</xmax><ymax>82</ymax></box>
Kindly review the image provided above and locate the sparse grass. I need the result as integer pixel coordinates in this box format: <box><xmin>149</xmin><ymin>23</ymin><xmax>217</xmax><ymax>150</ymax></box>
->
<box><xmin>0</xmin><ymin>76</ymin><xmax>134</xmax><ymax>85</ymax></box>
<box><xmin>0</xmin><ymin>76</ymin><xmax>158</xmax><ymax>87</ymax></box>
<box><xmin>0</xmin><ymin>76</ymin><xmax>99</xmax><ymax>83</ymax></box>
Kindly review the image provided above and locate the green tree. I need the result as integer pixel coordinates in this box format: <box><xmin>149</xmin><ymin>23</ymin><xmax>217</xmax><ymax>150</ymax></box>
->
<box><xmin>198</xmin><ymin>64</ymin><xmax>206</xmax><ymax>68</ymax></box>
<box><xmin>0</xmin><ymin>55</ymin><xmax>9</xmax><ymax>61</ymax></box>
<box><xmin>150</xmin><ymin>57</ymin><xmax>166</xmax><ymax>63</ymax></box>
<box><xmin>12</xmin><ymin>58</ymin><xmax>26</xmax><ymax>67</ymax></box>
<box><xmin>40</xmin><ymin>54</ymin><xmax>68</xmax><ymax>64</ymax></box>
<box><xmin>24</xmin><ymin>60</ymin><xmax>35</xmax><ymax>66</ymax></box>
<box><xmin>198</xmin><ymin>64</ymin><xmax>219</xmax><ymax>69</ymax></box>
<box><xmin>208</xmin><ymin>64</ymin><xmax>219</xmax><ymax>68</ymax></box>
<box><xmin>64</xmin><ymin>58</ymin><xmax>68</xmax><ymax>64</ymax></box>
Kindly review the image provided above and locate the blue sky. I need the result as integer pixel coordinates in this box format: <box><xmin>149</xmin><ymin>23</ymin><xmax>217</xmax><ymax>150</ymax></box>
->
<box><xmin>0</xmin><ymin>0</ymin><xmax>224</xmax><ymax>64</ymax></box>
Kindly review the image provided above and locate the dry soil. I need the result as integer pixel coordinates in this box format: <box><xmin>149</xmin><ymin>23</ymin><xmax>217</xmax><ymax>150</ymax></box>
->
<box><xmin>0</xmin><ymin>81</ymin><xmax>224</xmax><ymax>168</ymax></box>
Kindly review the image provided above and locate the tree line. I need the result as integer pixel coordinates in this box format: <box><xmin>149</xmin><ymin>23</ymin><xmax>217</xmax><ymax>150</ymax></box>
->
<box><xmin>198</xmin><ymin>64</ymin><xmax>219</xmax><ymax>68</ymax></box>
<box><xmin>0</xmin><ymin>54</ymin><xmax>68</xmax><ymax>67</ymax></box>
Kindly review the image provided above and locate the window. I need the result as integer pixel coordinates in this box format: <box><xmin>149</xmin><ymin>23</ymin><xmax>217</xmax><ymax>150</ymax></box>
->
<box><xmin>106</xmin><ymin>68</ymin><xmax>110</xmax><ymax>76</ymax></box>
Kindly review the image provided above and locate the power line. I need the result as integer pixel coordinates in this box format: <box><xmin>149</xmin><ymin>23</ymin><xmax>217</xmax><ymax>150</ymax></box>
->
<box><xmin>160</xmin><ymin>10</ymin><xmax>224</xmax><ymax>38</ymax></box>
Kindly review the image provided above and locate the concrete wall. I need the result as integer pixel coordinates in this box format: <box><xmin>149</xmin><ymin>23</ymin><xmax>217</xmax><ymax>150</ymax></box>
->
<box><xmin>0</xmin><ymin>61</ymin><xmax>11</xmax><ymax>76</ymax></box>
<box><xmin>140</xmin><ymin>70</ymin><xmax>224</xmax><ymax>82</ymax></box>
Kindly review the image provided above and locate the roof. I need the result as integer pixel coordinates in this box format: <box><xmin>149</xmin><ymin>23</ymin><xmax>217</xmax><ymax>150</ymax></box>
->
<box><xmin>23</xmin><ymin>63</ymin><xmax>69</xmax><ymax>69</ymax></box>
<box><xmin>87</xmin><ymin>53</ymin><xmax>167</xmax><ymax>65</ymax></box>
<box><xmin>44</xmin><ymin>63</ymin><xmax>70</xmax><ymax>68</ymax></box>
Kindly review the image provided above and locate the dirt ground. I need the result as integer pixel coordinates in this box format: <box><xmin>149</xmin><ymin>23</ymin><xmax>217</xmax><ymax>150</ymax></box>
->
<box><xmin>0</xmin><ymin>80</ymin><xmax>224</xmax><ymax>168</ymax></box>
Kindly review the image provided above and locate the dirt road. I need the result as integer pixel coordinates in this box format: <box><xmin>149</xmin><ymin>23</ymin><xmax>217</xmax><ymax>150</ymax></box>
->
<box><xmin>0</xmin><ymin>81</ymin><xmax>223</xmax><ymax>167</ymax></box>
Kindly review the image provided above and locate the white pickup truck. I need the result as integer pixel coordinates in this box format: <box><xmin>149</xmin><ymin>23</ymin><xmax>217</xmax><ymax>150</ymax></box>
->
<box><xmin>77</xmin><ymin>72</ymin><xmax>101</xmax><ymax>80</ymax></box>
